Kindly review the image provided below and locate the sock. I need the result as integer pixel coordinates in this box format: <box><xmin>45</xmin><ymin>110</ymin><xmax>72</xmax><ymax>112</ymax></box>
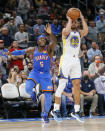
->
<box><xmin>54</xmin><ymin>103</ymin><xmax>60</xmax><ymax>111</ymax></box>
<box><xmin>74</xmin><ymin>104</ymin><xmax>80</xmax><ymax>112</ymax></box>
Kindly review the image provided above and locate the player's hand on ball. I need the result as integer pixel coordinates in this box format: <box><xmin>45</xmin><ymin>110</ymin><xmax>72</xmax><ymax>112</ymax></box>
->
<box><xmin>66</xmin><ymin>15</ymin><xmax>72</xmax><ymax>21</ymax></box>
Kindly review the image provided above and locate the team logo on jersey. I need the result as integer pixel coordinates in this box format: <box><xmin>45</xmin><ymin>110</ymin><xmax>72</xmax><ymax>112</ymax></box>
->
<box><xmin>70</xmin><ymin>36</ymin><xmax>79</xmax><ymax>48</ymax></box>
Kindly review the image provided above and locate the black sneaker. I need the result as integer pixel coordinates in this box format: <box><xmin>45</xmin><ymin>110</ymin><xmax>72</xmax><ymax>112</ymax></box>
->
<box><xmin>71</xmin><ymin>112</ymin><xmax>84</xmax><ymax>123</ymax></box>
<box><xmin>51</xmin><ymin>110</ymin><xmax>62</xmax><ymax>122</ymax></box>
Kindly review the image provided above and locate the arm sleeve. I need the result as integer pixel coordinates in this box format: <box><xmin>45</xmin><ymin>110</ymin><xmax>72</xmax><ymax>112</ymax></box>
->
<box><xmin>11</xmin><ymin>50</ymin><xmax>26</xmax><ymax>56</ymax></box>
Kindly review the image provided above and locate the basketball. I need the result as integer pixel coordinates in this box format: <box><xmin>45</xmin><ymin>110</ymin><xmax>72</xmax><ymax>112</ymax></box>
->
<box><xmin>67</xmin><ymin>8</ymin><xmax>80</xmax><ymax>21</ymax></box>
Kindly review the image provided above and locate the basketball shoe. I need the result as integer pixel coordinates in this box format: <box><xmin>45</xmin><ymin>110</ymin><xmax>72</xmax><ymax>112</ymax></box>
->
<box><xmin>51</xmin><ymin>110</ymin><xmax>62</xmax><ymax>122</ymax></box>
<box><xmin>71</xmin><ymin>111</ymin><xmax>84</xmax><ymax>123</ymax></box>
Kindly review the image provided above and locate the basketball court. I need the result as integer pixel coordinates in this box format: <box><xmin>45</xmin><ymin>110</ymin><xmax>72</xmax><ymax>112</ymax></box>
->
<box><xmin>0</xmin><ymin>116</ymin><xmax>105</xmax><ymax>131</ymax></box>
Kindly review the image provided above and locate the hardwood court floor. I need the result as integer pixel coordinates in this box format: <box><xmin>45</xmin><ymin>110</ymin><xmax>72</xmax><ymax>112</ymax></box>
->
<box><xmin>0</xmin><ymin>117</ymin><xmax>105</xmax><ymax>131</ymax></box>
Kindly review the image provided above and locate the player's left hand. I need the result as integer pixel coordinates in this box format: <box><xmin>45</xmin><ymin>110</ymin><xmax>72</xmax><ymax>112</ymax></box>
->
<box><xmin>45</xmin><ymin>23</ymin><xmax>52</xmax><ymax>35</ymax></box>
<box><xmin>80</xmin><ymin>11</ymin><xmax>84</xmax><ymax>19</ymax></box>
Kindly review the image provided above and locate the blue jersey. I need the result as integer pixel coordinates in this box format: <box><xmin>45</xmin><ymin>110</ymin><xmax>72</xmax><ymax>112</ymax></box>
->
<box><xmin>33</xmin><ymin>47</ymin><xmax>51</xmax><ymax>73</ymax></box>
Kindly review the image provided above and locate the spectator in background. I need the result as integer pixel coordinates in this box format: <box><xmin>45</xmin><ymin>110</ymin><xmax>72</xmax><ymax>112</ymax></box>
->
<box><xmin>85</xmin><ymin>8</ymin><xmax>95</xmax><ymax>21</ymax></box>
<box><xmin>79</xmin><ymin>43</ymin><xmax>89</xmax><ymax>72</ymax></box>
<box><xmin>33</xmin><ymin>27</ymin><xmax>41</xmax><ymax>43</ymax></box>
<box><xmin>33</xmin><ymin>19</ymin><xmax>45</xmax><ymax>35</ymax></box>
<box><xmin>7</xmin><ymin>67</ymin><xmax>18</xmax><ymax>86</ymax></box>
<box><xmin>5</xmin><ymin>0</ymin><xmax>18</xmax><ymax>14</ymax></box>
<box><xmin>9</xmin><ymin>41</ymin><xmax>24</xmax><ymax>70</ymax></box>
<box><xmin>59</xmin><ymin>9</ymin><xmax>67</xmax><ymax>21</ymax></box>
<box><xmin>88</xmin><ymin>55</ymin><xmax>105</xmax><ymax>80</ymax></box>
<box><xmin>24</xmin><ymin>23</ymin><xmax>33</xmax><ymax>35</ymax></box>
<box><xmin>37</xmin><ymin>0</ymin><xmax>50</xmax><ymax>19</ymax></box>
<box><xmin>15</xmin><ymin>24</ymin><xmax>29</xmax><ymax>48</ymax></box>
<box><xmin>51</xmin><ymin>18</ymin><xmax>61</xmax><ymax>41</ymax></box>
<box><xmin>3</xmin><ymin>17</ymin><xmax>18</xmax><ymax>39</ymax></box>
<box><xmin>24</xmin><ymin>62</ymin><xmax>33</xmax><ymax>76</ymax></box>
<box><xmin>50</xmin><ymin>8</ymin><xmax>58</xmax><ymax>20</ymax></box>
<box><xmin>51</xmin><ymin>19</ymin><xmax>61</xmax><ymax>36</ymax></box>
<box><xmin>20</xmin><ymin>70</ymin><xmax>28</xmax><ymax>83</ymax></box>
<box><xmin>94</xmin><ymin>66</ymin><xmax>105</xmax><ymax>116</ymax></box>
<box><xmin>87</xmin><ymin>41</ymin><xmax>103</xmax><ymax>64</ymax></box>
<box><xmin>50</xmin><ymin>1</ymin><xmax>62</xmax><ymax>12</ymax></box>
<box><xmin>28</xmin><ymin>5</ymin><xmax>36</xmax><ymax>20</ymax></box>
<box><xmin>80</xmin><ymin>70</ymin><xmax>98</xmax><ymax>117</ymax></box>
<box><xmin>12</xmin><ymin>10</ymin><xmax>23</xmax><ymax>27</ymax></box>
<box><xmin>24</xmin><ymin>23</ymin><xmax>34</xmax><ymax>47</ymax></box>
<box><xmin>0</xmin><ymin>40</ymin><xmax>9</xmax><ymax>82</ymax></box>
<box><xmin>86</xmin><ymin>20</ymin><xmax>98</xmax><ymax>49</ymax></box>
<box><xmin>81</xmin><ymin>44</ymin><xmax>89</xmax><ymax>70</ymax></box>
<box><xmin>95</xmin><ymin>8</ymin><xmax>105</xmax><ymax>22</ymax></box>
<box><xmin>0</xmin><ymin>27</ymin><xmax>14</xmax><ymax>48</ymax></box>
<box><xmin>7</xmin><ymin>65</ymin><xmax>22</xmax><ymax>87</ymax></box>
<box><xmin>96</xmin><ymin>13</ymin><xmax>105</xmax><ymax>49</ymax></box>
<box><xmin>17</xmin><ymin>0</ymin><xmax>30</xmax><ymax>21</ymax></box>
<box><xmin>23</xmin><ymin>52</ymin><xmax>33</xmax><ymax>70</ymax></box>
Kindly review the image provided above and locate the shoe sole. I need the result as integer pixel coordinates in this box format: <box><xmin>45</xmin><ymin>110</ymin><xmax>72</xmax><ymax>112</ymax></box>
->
<box><xmin>42</xmin><ymin>118</ymin><xmax>50</xmax><ymax>127</ymax></box>
<box><xmin>50</xmin><ymin>111</ymin><xmax>62</xmax><ymax>123</ymax></box>
<box><xmin>71</xmin><ymin>113</ymin><xmax>84</xmax><ymax>123</ymax></box>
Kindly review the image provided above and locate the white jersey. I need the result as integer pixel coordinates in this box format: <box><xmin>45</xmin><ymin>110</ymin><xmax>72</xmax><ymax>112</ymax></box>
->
<box><xmin>59</xmin><ymin>30</ymin><xmax>81</xmax><ymax>79</ymax></box>
<box><xmin>62</xmin><ymin>30</ymin><xmax>81</xmax><ymax>58</ymax></box>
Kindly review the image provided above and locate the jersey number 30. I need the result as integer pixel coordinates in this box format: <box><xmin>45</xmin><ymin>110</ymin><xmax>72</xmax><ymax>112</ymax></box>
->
<box><xmin>40</xmin><ymin>61</ymin><xmax>44</xmax><ymax>67</ymax></box>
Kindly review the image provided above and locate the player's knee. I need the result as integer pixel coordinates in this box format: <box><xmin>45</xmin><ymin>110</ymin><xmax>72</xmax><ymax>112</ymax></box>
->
<box><xmin>55</xmin><ymin>86</ymin><xmax>64</xmax><ymax>97</ymax></box>
<box><xmin>55</xmin><ymin>88</ymin><xmax>62</xmax><ymax>97</ymax></box>
<box><xmin>25</xmin><ymin>79</ymin><xmax>36</xmax><ymax>95</ymax></box>
<box><xmin>44</xmin><ymin>92</ymin><xmax>52</xmax><ymax>98</ymax></box>
<box><xmin>44</xmin><ymin>92</ymin><xmax>52</xmax><ymax>104</ymax></box>
<box><xmin>72</xmin><ymin>79</ymin><xmax>80</xmax><ymax>89</ymax></box>
<box><xmin>55</xmin><ymin>79</ymin><xmax>67</xmax><ymax>97</ymax></box>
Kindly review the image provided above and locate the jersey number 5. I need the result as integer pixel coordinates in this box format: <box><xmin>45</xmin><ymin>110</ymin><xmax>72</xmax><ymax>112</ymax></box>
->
<box><xmin>40</xmin><ymin>61</ymin><xmax>44</xmax><ymax>67</ymax></box>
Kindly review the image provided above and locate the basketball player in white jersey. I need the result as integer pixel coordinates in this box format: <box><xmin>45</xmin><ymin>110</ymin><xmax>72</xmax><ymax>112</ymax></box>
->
<box><xmin>51</xmin><ymin>9</ymin><xmax>88</xmax><ymax>122</ymax></box>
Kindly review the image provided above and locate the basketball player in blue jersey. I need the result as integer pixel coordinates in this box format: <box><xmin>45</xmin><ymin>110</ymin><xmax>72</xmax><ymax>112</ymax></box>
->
<box><xmin>11</xmin><ymin>24</ymin><xmax>57</xmax><ymax>123</ymax></box>
<box><xmin>51</xmin><ymin>9</ymin><xmax>88</xmax><ymax>122</ymax></box>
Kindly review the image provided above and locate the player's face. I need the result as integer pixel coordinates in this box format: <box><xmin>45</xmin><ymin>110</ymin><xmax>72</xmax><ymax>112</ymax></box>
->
<box><xmin>38</xmin><ymin>37</ymin><xmax>46</xmax><ymax>47</ymax></box>
<box><xmin>71</xmin><ymin>21</ymin><xmax>78</xmax><ymax>29</ymax></box>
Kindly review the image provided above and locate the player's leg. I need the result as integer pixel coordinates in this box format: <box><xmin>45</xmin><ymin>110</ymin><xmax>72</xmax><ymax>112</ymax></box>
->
<box><xmin>71</xmin><ymin>79</ymin><xmax>84</xmax><ymax>122</ymax></box>
<box><xmin>51</xmin><ymin>78</ymin><xmax>68</xmax><ymax>122</ymax></box>
<box><xmin>25</xmin><ymin>79</ymin><xmax>37</xmax><ymax>103</ymax></box>
<box><xmin>41</xmin><ymin>92</ymin><xmax>52</xmax><ymax>123</ymax></box>
<box><xmin>25</xmin><ymin>71</ymin><xmax>39</xmax><ymax>103</ymax></box>
<box><xmin>72</xmin><ymin>79</ymin><xmax>81</xmax><ymax>112</ymax></box>
<box><xmin>40</xmin><ymin>76</ymin><xmax>53</xmax><ymax>123</ymax></box>
<box><xmin>41</xmin><ymin>94</ymin><xmax>45</xmax><ymax>112</ymax></box>
<box><xmin>70</xmin><ymin>63</ymin><xmax>84</xmax><ymax>123</ymax></box>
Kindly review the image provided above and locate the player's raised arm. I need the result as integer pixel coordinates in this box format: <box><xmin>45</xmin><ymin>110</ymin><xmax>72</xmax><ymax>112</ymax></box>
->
<box><xmin>62</xmin><ymin>16</ymin><xmax>72</xmax><ymax>39</ymax></box>
<box><xmin>11</xmin><ymin>47</ymin><xmax>35</xmax><ymax>56</ymax></box>
<box><xmin>79</xmin><ymin>11</ymin><xmax>88</xmax><ymax>38</ymax></box>
<box><xmin>45</xmin><ymin>23</ymin><xmax>57</xmax><ymax>49</ymax></box>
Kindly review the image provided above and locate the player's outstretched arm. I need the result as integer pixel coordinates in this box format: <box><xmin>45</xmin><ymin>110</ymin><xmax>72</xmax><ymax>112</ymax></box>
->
<box><xmin>45</xmin><ymin>23</ymin><xmax>57</xmax><ymax>49</ymax></box>
<box><xmin>79</xmin><ymin>11</ymin><xmax>88</xmax><ymax>38</ymax></box>
<box><xmin>11</xmin><ymin>47</ymin><xmax>35</xmax><ymax>56</ymax></box>
<box><xmin>62</xmin><ymin>16</ymin><xmax>72</xmax><ymax>39</ymax></box>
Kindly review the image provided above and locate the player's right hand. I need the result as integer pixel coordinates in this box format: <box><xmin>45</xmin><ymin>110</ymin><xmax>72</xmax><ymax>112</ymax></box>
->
<box><xmin>66</xmin><ymin>15</ymin><xmax>72</xmax><ymax>21</ymax></box>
